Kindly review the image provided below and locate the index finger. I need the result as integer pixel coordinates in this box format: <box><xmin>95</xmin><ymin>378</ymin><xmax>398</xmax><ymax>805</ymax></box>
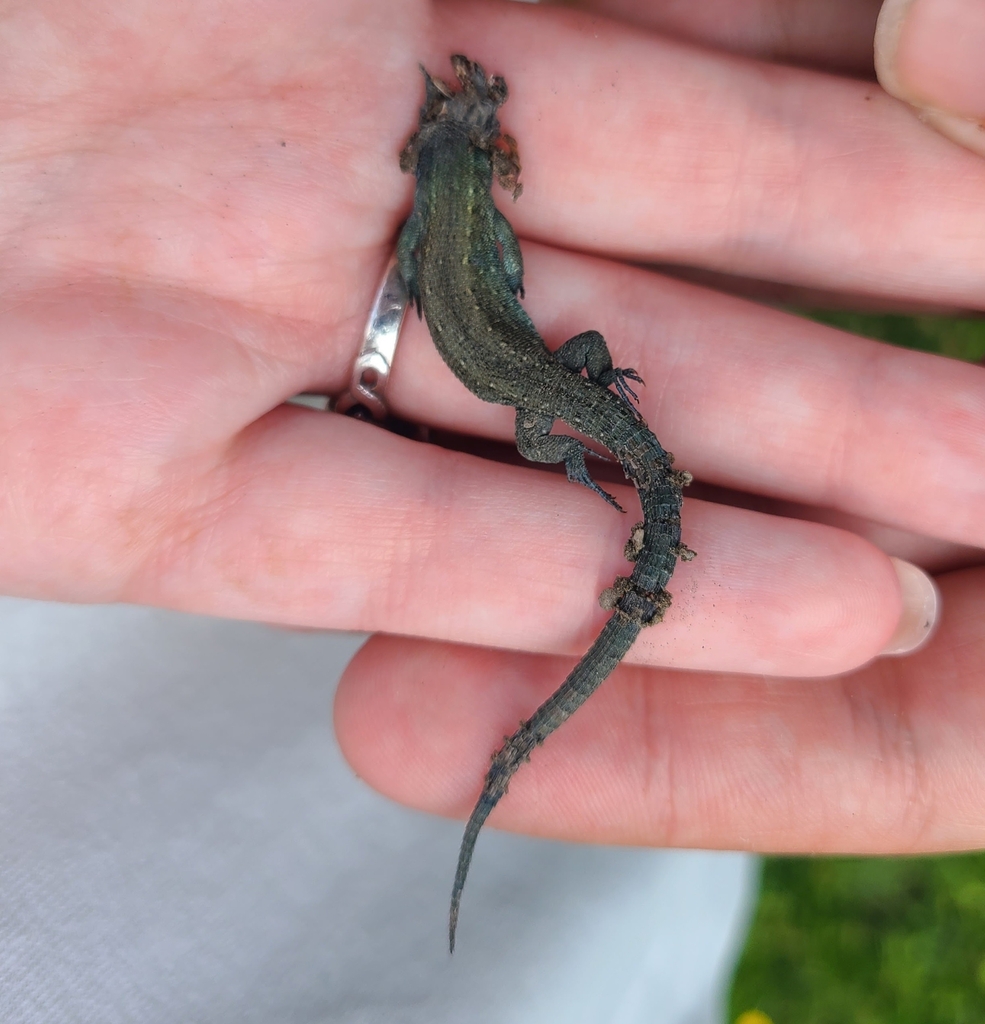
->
<box><xmin>431</xmin><ymin>1</ymin><xmax>985</xmax><ymax>309</ymax></box>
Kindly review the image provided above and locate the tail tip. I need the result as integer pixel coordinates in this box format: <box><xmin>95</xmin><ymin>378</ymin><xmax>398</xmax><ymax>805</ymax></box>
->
<box><xmin>448</xmin><ymin>901</ymin><xmax>460</xmax><ymax>954</ymax></box>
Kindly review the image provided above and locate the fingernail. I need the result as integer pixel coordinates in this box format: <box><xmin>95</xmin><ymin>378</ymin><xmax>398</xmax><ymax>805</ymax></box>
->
<box><xmin>876</xmin><ymin>0</ymin><xmax>985</xmax><ymax>156</ymax></box>
<box><xmin>880</xmin><ymin>557</ymin><xmax>940</xmax><ymax>656</ymax></box>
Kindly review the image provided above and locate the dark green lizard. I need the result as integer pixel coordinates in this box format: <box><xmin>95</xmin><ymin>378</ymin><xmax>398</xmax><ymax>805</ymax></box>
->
<box><xmin>397</xmin><ymin>55</ymin><xmax>693</xmax><ymax>952</ymax></box>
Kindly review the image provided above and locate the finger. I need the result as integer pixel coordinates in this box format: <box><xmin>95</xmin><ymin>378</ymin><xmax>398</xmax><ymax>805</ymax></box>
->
<box><xmin>136</xmin><ymin>412</ymin><xmax>910</xmax><ymax>677</ymax></box>
<box><xmin>876</xmin><ymin>0</ymin><xmax>985</xmax><ymax>158</ymax></box>
<box><xmin>0</xmin><ymin>292</ymin><xmax>904</xmax><ymax>675</ymax></box>
<box><xmin>411</xmin><ymin>439</ymin><xmax>980</xmax><ymax>573</ymax></box>
<box><xmin>335</xmin><ymin>566</ymin><xmax>985</xmax><ymax>854</ymax></box>
<box><xmin>431</xmin><ymin>1</ymin><xmax>985</xmax><ymax>309</ymax></box>
<box><xmin>6</xmin><ymin>2</ymin><xmax>977</xmax><ymax>335</ymax></box>
<box><xmin>389</xmin><ymin>243</ymin><xmax>985</xmax><ymax>553</ymax></box>
<box><xmin>568</xmin><ymin>0</ymin><xmax>883</xmax><ymax>76</ymax></box>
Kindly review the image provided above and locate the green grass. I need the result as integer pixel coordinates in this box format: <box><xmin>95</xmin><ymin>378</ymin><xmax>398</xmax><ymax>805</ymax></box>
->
<box><xmin>730</xmin><ymin>854</ymin><xmax>985</xmax><ymax>1024</ymax></box>
<box><xmin>809</xmin><ymin>310</ymin><xmax>985</xmax><ymax>361</ymax></box>
<box><xmin>727</xmin><ymin>310</ymin><xmax>985</xmax><ymax>1024</ymax></box>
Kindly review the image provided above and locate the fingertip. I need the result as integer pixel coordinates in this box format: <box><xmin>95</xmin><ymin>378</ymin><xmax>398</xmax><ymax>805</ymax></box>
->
<box><xmin>876</xmin><ymin>0</ymin><xmax>985</xmax><ymax>157</ymax></box>
<box><xmin>874</xmin><ymin>0</ymin><xmax>917</xmax><ymax>101</ymax></box>
<box><xmin>879</xmin><ymin>556</ymin><xmax>941</xmax><ymax>656</ymax></box>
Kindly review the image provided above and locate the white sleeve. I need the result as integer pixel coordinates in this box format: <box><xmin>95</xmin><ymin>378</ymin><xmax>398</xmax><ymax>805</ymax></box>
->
<box><xmin>0</xmin><ymin>598</ymin><xmax>756</xmax><ymax>1024</ymax></box>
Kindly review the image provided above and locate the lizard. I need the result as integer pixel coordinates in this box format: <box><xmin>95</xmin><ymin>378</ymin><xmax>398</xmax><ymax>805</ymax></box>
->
<box><xmin>396</xmin><ymin>54</ymin><xmax>694</xmax><ymax>953</ymax></box>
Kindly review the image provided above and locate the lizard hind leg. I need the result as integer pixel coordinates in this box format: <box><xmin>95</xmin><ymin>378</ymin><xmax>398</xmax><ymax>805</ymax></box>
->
<box><xmin>554</xmin><ymin>330</ymin><xmax>646</xmax><ymax>413</ymax></box>
<box><xmin>515</xmin><ymin>408</ymin><xmax>624</xmax><ymax>511</ymax></box>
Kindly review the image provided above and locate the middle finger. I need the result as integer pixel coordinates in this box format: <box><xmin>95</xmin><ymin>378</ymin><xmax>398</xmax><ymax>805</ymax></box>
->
<box><xmin>433</xmin><ymin>2</ymin><xmax>985</xmax><ymax>309</ymax></box>
<box><xmin>386</xmin><ymin>243</ymin><xmax>985</xmax><ymax>553</ymax></box>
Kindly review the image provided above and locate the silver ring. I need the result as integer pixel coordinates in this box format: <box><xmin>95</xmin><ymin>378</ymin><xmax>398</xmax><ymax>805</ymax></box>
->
<box><xmin>332</xmin><ymin>255</ymin><xmax>409</xmax><ymax>420</ymax></box>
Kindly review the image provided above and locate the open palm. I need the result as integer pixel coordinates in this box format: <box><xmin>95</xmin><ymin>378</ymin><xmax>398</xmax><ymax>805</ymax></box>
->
<box><xmin>4</xmin><ymin>0</ymin><xmax>984</xmax><ymax>857</ymax></box>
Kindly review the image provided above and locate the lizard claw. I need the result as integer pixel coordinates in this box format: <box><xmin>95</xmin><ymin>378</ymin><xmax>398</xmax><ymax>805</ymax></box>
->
<box><xmin>593</xmin><ymin>485</ymin><xmax>625</xmax><ymax>513</ymax></box>
<box><xmin>596</xmin><ymin>366</ymin><xmax>645</xmax><ymax>416</ymax></box>
<box><xmin>610</xmin><ymin>367</ymin><xmax>644</xmax><ymax>409</ymax></box>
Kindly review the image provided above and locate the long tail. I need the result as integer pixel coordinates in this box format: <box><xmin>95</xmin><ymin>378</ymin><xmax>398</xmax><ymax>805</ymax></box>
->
<box><xmin>448</xmin><ymin>419</ymin><xmax>691</xmax><ymax>951</ymax></box>
<box><xmin>448</xmin><ymin>613</ymin><xmax>641</xmax><ymax>952</ymax></box>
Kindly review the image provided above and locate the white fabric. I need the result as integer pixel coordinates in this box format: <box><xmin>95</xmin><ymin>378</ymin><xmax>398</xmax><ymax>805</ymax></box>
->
<box><xmin>0</xmin><ymin>598</ymin><xmax>756</xmax><ymax>1023</ymax></box>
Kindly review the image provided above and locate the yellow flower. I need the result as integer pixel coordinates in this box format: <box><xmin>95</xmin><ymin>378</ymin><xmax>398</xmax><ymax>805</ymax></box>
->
<box><xmin>735</xmin><ymin>1011</ymin><xmax>775</xmax><ymax>1024</ymax></box>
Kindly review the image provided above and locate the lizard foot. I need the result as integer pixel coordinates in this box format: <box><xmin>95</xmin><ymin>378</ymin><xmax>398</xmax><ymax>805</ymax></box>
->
<box><xmin>566</xmin><ymin>452</ymin><xmax>625</xmax><ymax>512</ymax></box>
<box><xmin>606</xmin><ymin>367</ymin><xmax>644</xmax><ymax>406</ymax></box>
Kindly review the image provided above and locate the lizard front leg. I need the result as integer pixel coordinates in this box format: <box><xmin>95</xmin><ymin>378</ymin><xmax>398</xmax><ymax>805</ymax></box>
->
<box><xmin>493</xmin><ymin>206</ymin><xmax>524</xmax><ymax>298</ymax></box>
<box><xmin>396</xmin><ymin>210</ymin><xmax>423</xmax><ymax>316</ymax></box>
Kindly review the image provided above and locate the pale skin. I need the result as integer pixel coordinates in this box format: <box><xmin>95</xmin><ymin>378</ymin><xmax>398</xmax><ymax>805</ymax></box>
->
<box><xmin>2</xmin><ymin>0</ymin><xmax>984</xmax><ymax>857</ymax></box>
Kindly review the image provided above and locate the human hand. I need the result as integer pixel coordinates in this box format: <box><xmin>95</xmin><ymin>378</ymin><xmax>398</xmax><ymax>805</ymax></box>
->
<box><xmin>0</xmin><ymin>0</ymin><xmax>982</xmax><ymax>856</ymax></box>
<box><xmin>336</xmin><ymin>0</ymin><xmax>985</xmax><ymax>858</ymax></box>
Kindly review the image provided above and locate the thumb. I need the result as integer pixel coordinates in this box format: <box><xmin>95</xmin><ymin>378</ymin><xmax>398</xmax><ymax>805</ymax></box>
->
<box><xmin>875</xmin><ymin>0</ymin><xmax>985</xmax><ymax>157</ymax></box>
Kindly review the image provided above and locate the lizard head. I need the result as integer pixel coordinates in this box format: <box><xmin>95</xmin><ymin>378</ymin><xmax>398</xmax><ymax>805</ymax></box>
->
<box><xmin>399</xmin><ymin>55</ymin><xmax>523</xmax><ymax>200</ymax></box>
